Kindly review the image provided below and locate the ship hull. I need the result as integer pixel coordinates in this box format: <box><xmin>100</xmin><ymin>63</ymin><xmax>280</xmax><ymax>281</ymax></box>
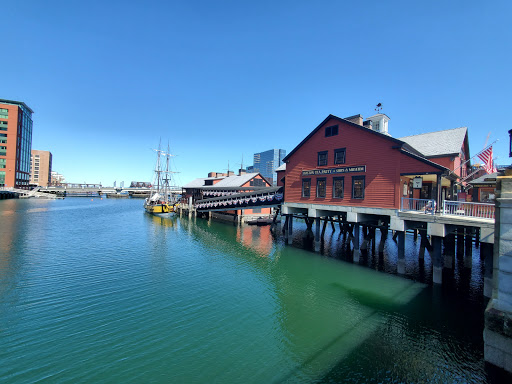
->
<box><xmin>144</xmin><ymin>201</ymin><xmax>176</xmax><ymax>215</ymax></box>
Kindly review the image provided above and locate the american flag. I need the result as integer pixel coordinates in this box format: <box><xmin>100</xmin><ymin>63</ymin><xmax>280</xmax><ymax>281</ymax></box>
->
<box><xmin>478</xmin><ymin>146</ymin><xmax>497</xmax><ymax>174</ymax></box>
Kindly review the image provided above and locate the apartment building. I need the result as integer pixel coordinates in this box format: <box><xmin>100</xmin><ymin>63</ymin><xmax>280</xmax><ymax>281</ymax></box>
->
<box><xmin>30</xmin><ymin>150</ymin><xmax>52</xmax><ymax>187</ymax></box>
<box><xmin>0</xmin><ymin>99</ymin><xmax>34</xmax><ymax>188</ymax></box>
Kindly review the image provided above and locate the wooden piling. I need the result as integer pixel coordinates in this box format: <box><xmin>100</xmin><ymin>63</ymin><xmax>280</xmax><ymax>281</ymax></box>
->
<box><xmin>315</xmin><ymin>217</ymin><xmax>321</xmax><ymax>252</ymax></box>
<box><xmin>352</xmin><ymin>224</ymin><xmax>360</xmax><ymax>263</ymax></box>
<box><xmin>443</xmin><ymin>233</ymin><xmax>455</xmax><ymax>269</ymax></box>
<box><xmin>378</xmin><ymin>227</ymin><xmax>387</xmax><ymax>253</ymax></box>
<box><xmin>481</xmin><ymin>242</ymin><xmax>494</xmax><ymax>297</ymax></box>
<box><xmin>321</xmin><ymin>217</ymin><xmax>328</xmax><ymax>238</ymax></box>
<box><xmin>397</xmin><ymin>231</ymin><xmax>405</xmax><ymax>274</ymax></box>
<box><xmin>432</xmin><ymin>236</ymin><xmax>443</xmax><ymax>284</ymax></box>
<box><xmin>456</xmin><ymin>227</ymin><xmax>465</xmax><ymax>257</ymax></box>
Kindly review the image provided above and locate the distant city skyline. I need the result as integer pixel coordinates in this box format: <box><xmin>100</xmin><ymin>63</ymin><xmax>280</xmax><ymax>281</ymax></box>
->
<box><xmin>247</xmin><ymin>149</ymin><xmax>286</xmax><ymax>185</ymax></box>
<box><xmin>2</xmin><ymin>1</ymin><xmax>510</xmax><ymax>186</ymax></box>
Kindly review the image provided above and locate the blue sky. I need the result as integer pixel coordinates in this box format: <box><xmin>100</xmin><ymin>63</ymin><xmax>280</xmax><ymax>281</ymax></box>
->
<box><xmin>2</xmin><ymin>0</ymin><xmax>511</xmax><ymax>186</ymax></box>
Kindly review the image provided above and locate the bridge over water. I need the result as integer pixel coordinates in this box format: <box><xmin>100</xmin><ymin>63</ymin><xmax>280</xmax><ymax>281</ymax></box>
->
<box><xmin>193</xmin><ymin>186</ymin><xmax>283</xmax><ymax>213</ymax></box>
<box><xmin>39</xmin><ymin>184</ymin><xmax>182</xmax><ymax>197</ymax></box>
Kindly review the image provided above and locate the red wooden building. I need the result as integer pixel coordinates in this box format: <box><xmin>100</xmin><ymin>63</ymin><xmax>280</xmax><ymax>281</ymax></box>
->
<box><xmin>182</xmin><ymin>172</ymin><xmax>274</xmax><ymax>222</ymax></box>
<box><xmin>281</xmin><ymin>114</ymin><xmax>451</xmax><ymax>213</ymax></box>
<box><xmin>398</xmin><ymin>127</ymin><xmax>470</xmax><ymax>200</ymax></box>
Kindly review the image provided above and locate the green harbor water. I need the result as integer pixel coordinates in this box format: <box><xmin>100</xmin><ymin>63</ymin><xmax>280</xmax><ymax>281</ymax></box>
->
<box><xmin>0</xmin><ymin>198</ymin><xmax>503</xmax><ymax>383</ymax></box>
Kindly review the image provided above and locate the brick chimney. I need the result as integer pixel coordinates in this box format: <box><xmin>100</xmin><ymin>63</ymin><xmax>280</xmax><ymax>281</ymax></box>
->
<box><xmin>344</xmin><ymin>114</ymin><xmax>364</xmax><ymax>126</ymax></box>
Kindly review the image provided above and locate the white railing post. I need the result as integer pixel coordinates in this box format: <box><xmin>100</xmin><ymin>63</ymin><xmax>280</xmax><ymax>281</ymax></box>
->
<box><xmin>441</xmin><ymin>200</ymin><xmax>494</xmax><ymax>219</ymax></box>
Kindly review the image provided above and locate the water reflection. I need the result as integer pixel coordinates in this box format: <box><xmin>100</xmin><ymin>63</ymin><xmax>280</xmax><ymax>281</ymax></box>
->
<box><xmin>0</xmin><ymin>200</ymin><xmax>507</xmax><ymax>383</ymax></box>
<box><xmin>237</xmin><ymin>225</ymin><xmax>274</xmax><ymax>257</ymax></box>
<box><xmin>187</xmin><ymin>218</ymin><xmax>428</xmax><ymax>382</ymax></box>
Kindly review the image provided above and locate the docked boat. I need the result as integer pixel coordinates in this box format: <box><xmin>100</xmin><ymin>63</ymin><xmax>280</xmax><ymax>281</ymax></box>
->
<box><xmin>144</xmin><ymin>143</ymin><xmax>179</xmax><ymax>215</ymax></box>
<box><xmin>106</xmin><ymin>192</ymin><xmax>130</xmax><ymax>198</ymax></box>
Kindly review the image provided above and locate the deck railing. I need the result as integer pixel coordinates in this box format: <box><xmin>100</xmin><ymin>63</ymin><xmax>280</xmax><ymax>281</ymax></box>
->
<box><xmin>400</xmin><ymin>198</ymin><xmax>436</xmax><ymax>215</ymax></box>
<box><xmin>400</xmin><ymin>198</ymin><xmax>495</xmax><ymax>220</ymax></box>
<box><xmin>443</xmin><ymin>200</ymin><xmax>495</xmax><ymax>219</ymax></box>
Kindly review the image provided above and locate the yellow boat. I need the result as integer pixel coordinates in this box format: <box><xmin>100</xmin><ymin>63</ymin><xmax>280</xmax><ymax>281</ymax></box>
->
<box><xmin>145</xmin><ymin>143</ymin><xmax>179</xmax><ymax>216</ymax></box>
<box><xmin>144</xmin><ymin>199</ymin><xmax>176</xmax><ymax>214</ymax></box>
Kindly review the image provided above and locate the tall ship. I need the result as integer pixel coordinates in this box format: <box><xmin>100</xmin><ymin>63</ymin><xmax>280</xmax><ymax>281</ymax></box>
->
<box><xmin>144</xmin><ymin>143</ymin><xmax>179</xmax><ymax>215</ymax></box>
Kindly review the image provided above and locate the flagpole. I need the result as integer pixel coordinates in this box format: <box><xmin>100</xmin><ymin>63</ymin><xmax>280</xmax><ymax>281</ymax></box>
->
<box><xmin>450</xmin><ymin>139</ymin><xmax>499</xmax><ymax>177</ymax></box>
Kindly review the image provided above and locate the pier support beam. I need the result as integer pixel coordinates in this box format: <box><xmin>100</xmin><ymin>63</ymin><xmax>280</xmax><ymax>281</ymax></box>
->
<box><xmin>283</xmin><ymin>215</ymin><xmax>289</xmax><ymax>242</ymax></box>
<box><xmin>443</xmin><ymin>233</ymin><xmax>455</xmax><ymax>269</ymax></box>
<box><xmin>352</xmin><ymin>224</ymin><xmax>360</xmax><ymax>263</ymax></box>
<box><xmin>419</xmin><ymin>231</ymin><xmax>432</xmax><ymax>259</ymax></box>
<box><xmin>360</xmin><ymin>225</ymin><xmax>369</xmax><ymax>251</ymax></box>
<box><xmin>481</xmin><ymin>242</ymin><xmax>494</xmax><ymax>298</ymax></box>
<box><xmin>397</xmin><ymin>231</ymin><xmax>405</xmax><ymax>275</ymax></box>
<box><xmin>378</xmin><ymin>227</ymin><xmax>387</xmax><ymax>253</ymax></box>
<box><xmin>456</xmin><ymin>228</ymin><xmax>465</xmax><ymax>257</ymax></box>
<box><xmin>303</xmin><ymin>218</ymin><xmax>314</xmax><ymax>239</ymax></box>
<box><xmin>432</xmin><ymin>235</ymin><xmax>443</xmax><ymax>285</ymax></box>
<box><xmin>315</xmin><ymin>218</ymin><xmax>321</xmax><ymax>252</ymax></box>
<box><xmin>287</xmin><ymin>215</ymin><xmax>294</xmax><ymax>245</ymax></box>
<box><xmin>370</xmin><ymin>226</ymin><xmax>376</xmax><ymax>254</ymax></box>
<box><xmin>465</xmin><ymin>227</ymin><xmax>473</xmax><ymax>268</ymax></box>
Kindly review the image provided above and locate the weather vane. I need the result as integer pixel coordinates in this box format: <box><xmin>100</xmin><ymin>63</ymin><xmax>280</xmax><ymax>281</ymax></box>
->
<box><xmin>375</xmin><ymin>103</ymin><xmax>382</xmax><ymax>113</ymax></box>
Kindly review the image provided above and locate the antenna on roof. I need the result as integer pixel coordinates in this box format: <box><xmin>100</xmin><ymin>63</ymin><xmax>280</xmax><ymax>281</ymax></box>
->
<box><xmin>375</xmin><ymin>103</ymin><xmax>382</xmax><ymax>113</ymax></box>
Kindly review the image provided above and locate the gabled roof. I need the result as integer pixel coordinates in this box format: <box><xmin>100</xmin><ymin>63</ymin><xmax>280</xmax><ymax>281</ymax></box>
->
<box><xmin>282</xmin><ymin>114</ymin><xmax>405</xmax><ymax>162</ymax></box>
<box><xmin>183</xmin><ymin>173</ymin><xmax>271</xmax><ymax>189</ymax></box>
<box><xmin>214</xmin><ymin>173</ymin><xmax>262</xmax><ymax>187</ymax></box>
<box><xmin>399</xmin><ymin>147</ymin><xmax>450</xmax><ymax>173</ymax></box>
<box><xmin>183</xmin><ymin>177</ymin><xmax>223</xmax><ymax>188</ymax></box>
<box><xmin>468</xmin><ymin>172</ymin><xmax>498</xmax><ymax>185</ymax></box>
<box><xmin>398</xmin><ymin>127</ymin><xmax>467</xmax><ymax>158</ymax></box>
<box><xmin>281</xmin><ymin>113</ymin><xmax>448</xmax><ymax>173</ymax></box>
<box><xmin>275</xmin><ymin>163</ymin><xmax>286</xmax><ymax>172</ymax></box>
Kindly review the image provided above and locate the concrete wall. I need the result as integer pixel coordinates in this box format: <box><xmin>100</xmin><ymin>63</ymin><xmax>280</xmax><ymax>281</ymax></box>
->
<box><xmin>484</xmin><ymin>171</ymin><xmax>512</xmax><ymax>373</ymax></box>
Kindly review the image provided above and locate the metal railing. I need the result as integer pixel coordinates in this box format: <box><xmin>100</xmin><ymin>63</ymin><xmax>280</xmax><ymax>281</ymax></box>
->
<box><xmin>443</xmin><ymin>200</ymin><xmax>495</xmax><ymax>219</ymax></box>
<box><xmin>400</xmin><ymin>198</ymin><xmax>495</xmax><ymax>220</ymax></box>
<box><xmin>400</xmin><ymin>198</ymin><xmax>436</xmax><ymax>215</ymax></box>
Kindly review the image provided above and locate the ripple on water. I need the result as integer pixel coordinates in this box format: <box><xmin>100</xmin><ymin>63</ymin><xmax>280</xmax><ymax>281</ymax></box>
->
<box><xmin>0</xmin><ymin>199</ymin><xmax>502</xmax><ymax>383</ymax></box>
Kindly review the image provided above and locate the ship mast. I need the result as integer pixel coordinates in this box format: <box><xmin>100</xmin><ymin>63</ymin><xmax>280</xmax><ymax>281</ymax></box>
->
<box><xmin>155</xmin><ymin>141</ymin><xmax>162</xmax><ymax>194</ymax></box>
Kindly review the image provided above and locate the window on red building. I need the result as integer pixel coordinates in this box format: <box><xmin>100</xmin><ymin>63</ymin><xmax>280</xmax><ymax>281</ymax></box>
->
<box><xmin>302</xmin><ymin>179</ymin><xmax>311</xmax><ymax>197</ymax></box>
<box><xmin>333</xmin><ymin>177</ymin><xmax>344</xmax><ymax>198</ymax></box>
<box><xmin>352</xmin><ymin>176</ymin><xmax>365</xmax><ymax>199</ymax></box>
<box><xmin>325</xmin><ymin>125</ymin><xmax>339</xmax><ymax>137</ymax></box>
<box><xmin>334</xmin><ymin>148</ymin><xmax>346</xmax><ymax>165</ymax></box>
<box><xmin>318</xmin><ymin>151</ymin><xmax>328</xmax><ymax>166</ymax></box>
<box><xmin>316</xmin><ymin>178</ymin><xmax>326</xmax><ymax>198</ymax></box>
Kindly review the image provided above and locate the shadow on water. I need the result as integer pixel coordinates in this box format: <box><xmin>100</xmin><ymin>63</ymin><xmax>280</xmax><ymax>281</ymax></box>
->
<box><xmin>192</xmin><ymin>217</ymin><xmax>511</xmax><ymax>383</ymax></box>
<box><xmin>133</xmin><ymin>213</ymin><xmax>512</xmax><ymax>382</ymax></box>
<box><xmin>320</xmin><ymin>284</ymin><xmax>510</xmax><ymax>383</ymax></box>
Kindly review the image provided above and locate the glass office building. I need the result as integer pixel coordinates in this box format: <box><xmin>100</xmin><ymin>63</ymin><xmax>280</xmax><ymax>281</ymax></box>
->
<box><xmin>251</xmin><ymin>149</ymin><xmax>286</xmax><ymax>185</ymax></box>
<box><xmin>0</xmin><ymin>99</ymin><xmax>34</xmax><ymax>188</ymax></box>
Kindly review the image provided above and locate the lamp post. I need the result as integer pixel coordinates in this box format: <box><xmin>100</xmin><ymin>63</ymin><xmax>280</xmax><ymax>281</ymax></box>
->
<box><xmin>509</xmin><ymin>129</ymin><xmax>512</xmax><ymax>158</ymax></box>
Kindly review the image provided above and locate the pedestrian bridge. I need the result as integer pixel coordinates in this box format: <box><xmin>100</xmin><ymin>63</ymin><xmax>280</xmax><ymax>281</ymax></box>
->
<box><xmin>194</xmin><ymin>186</ymin><xmax>283</xmax><ymax>212</ymax></box>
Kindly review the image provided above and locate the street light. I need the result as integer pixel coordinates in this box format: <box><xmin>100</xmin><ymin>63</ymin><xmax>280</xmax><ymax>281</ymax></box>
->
<box><xmin>509</xmin><ymin>129</ymin><xmax>512</xmax><ymax>158</ymax></box>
